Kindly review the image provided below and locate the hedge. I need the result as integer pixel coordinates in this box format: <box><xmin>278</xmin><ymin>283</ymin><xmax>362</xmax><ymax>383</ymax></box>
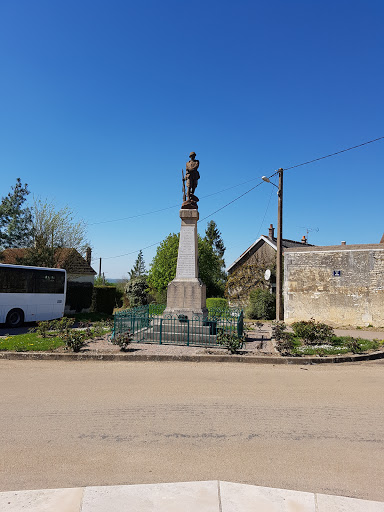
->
<box><xmin>246</xmin><ymin>288</ymin><xmax>276</xmax><ymax>320</ymax></box>
<box><xmin>65</xmin><ymin>282</ymin><xmax>93</xmax><ymax>313</ymax></box>
<box><xmin>206</xmin><ymin>297</ymin><xmax>228</xmax><ymax>309</ymax></box>
<box><xmin>91</xmin><ymin>286</ymin><xmax>116</xmax><ymax>315</ymax></box>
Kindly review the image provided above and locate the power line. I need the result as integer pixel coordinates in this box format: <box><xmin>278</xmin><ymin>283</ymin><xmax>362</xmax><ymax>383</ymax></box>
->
<box><xmin>198</xmin><ymin>181</ymin><xmax>264</xmax><ymax>223</ymax></box>
<box><xmin>279</xmin><ymin>135</ymin><xmax>384</xmax><ymax>173</ymax></box>
<box><xmin>102</xmin><ymin>240</ymin><xmax>162</xmax><ymax>260</ymax></box>
<box><xmin>97</xmin><ymin>135</ymin><xmax>384</xmax><ymax>260</ymax></box>
<box><xmin>87</xmin><ymin>177</ymin><xmax>263</xmax><ymax>226</ymax></box>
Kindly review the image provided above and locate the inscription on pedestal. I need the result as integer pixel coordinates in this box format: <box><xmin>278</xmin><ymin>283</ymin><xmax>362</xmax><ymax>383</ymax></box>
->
<box><xmin>176</xmin><ymin>225</ymin><xmax>197</xmax><ymax>278</ymax></box>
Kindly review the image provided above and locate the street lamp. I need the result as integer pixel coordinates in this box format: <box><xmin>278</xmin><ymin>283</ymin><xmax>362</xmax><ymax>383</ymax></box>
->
<box><xmin>262</xmin><ymin>169</ymin><xmax>284</xmax><ymax>320</ymax></box>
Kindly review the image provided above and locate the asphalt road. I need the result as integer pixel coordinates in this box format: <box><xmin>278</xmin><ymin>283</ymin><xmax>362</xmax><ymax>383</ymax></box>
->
<box><xmin>0</xmin><ymin>360</ymin><xmax>383</xmax><ymax>501</ymax></box>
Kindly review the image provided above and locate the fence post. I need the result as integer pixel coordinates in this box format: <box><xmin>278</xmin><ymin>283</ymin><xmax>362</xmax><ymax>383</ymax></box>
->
<box><xmin>159</xmin><ymin>318</ymin><xmax>163</xmax><ymax>345</ymax></box>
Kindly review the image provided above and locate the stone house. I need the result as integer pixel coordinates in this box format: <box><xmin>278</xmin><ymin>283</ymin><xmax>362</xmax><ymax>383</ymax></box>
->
<box><xmin>284</xmin><ymin>238</ymin><xmax>384</xmax><ymax>327</ymax></box>
<box><xmin>0</xmin><ymin>247</ymin><xmax>96</xmax><ymax>313</ymax></box>
<box><xmin>226</xmin><ymin>224</ymin><xmax>311</xmax><ymax>306</ymax></box>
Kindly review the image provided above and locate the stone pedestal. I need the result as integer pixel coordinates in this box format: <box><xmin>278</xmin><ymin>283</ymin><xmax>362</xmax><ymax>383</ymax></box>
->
<box><xmin>165</xmin><ymin>209</ymin><xmax>208</xmax><ymax>319</ymax></box>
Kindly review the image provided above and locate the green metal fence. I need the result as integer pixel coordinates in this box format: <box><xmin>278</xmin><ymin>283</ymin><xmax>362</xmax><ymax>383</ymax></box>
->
<box><xmin>113</xmin><ymin>304</ymin><xmax>244</xmax><ymax>347</ymax></box>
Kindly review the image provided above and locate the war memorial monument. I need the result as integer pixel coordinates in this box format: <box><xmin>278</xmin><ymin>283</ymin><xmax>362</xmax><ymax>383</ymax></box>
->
<box><xmin>164</xmin><ymin>151</ymin><xmax>208</xmax><ymax>319</ymax></box>
<box><xmin>114</xmin><ymin>151</ymin><xmax>243</xmax><ymax>346</ymax></box>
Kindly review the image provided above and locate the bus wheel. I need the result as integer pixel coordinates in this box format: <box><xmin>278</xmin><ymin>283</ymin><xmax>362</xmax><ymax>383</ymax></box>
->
<box><xmin>6</xmin><ymin>309</ymin><xmax>24</xmax><ymax>328</ymax></box>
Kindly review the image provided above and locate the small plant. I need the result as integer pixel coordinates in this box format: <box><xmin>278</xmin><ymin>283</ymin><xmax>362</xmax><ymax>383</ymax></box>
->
<box><xmin>217</xmin><ymin>330</ymin><xmax>244</xmax><ymax>354</ymax></box>
<box><xmin>112</xmin><ymin>331</ymin><xmax>133</xmax><ymax>351</ymax></box>
<box><xmin>291</xmin><ymin>318</ymin><xmax>334</xmax><ymax>345</ymax></box>
<box><xmin>271</xmin><ymin>321</ymin><xmax>287</xmax><ymax>341</ymax></box>
<box><xmin>34</xmin><ymin>320</ymin><xmax>53</xmax><ymax>338</ymax></box>
<box><xmin>55</xmin><ymin>317</ymin><xmax>75</xmax><ymax>337</ymax></box>
<box><xmin>78</xmin><ymin>321</ymin><xmax>92</xmax><ymax>338</ymax></box>
<box><xmin>275</xmin><ymin>334</ymin><xmax>295</xmax><ymax>356</ymax></box>
<box><xmin>346</xmin><ymin>338</ymin><xmax>363</xmax><ymax>354</ymax></box>
<box><xmin>65</xmin><ymin>331</ymin><xmax>87</xmax><ymax>352</ymax></box>
<box><xmin>91</xmin><ymin>321</ymin><xmax>107</xmax><ymax>338</ymax></box>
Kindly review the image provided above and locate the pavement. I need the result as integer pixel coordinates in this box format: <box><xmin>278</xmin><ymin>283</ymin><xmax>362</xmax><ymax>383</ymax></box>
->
<box><xmin>1</xmin><ymin>326</ymin><xmax>383</xmax><ymax>510</ymax></box>
<box><xmin>1</xmin><ymin>481</ymin><xmax>384</xmax><ymax>511</ymax></box>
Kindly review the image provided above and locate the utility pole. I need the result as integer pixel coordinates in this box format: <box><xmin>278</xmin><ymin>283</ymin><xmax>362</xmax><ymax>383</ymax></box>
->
<box><xmin>99</xmin><ymin>258</ymin><xmax>102</xmax><ymax>278</ymax></box>
<box><xmin>276</xmin><ymin>168</ymin><xmax>284</xmax><ymax>320</ymax></box>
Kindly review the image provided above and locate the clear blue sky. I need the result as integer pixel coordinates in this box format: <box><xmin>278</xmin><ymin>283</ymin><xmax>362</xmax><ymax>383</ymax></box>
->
<box><xmin>1</xmin><ymin>0</ymin><xmax>383</xmax><ymax>278</ymax></box>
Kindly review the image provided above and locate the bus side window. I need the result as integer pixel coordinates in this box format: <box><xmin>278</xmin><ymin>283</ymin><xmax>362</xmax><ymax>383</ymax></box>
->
<box><xmin>34</xmin><ymin>270</ymin><xmax>65</xmax><ymax>294</ymax></box>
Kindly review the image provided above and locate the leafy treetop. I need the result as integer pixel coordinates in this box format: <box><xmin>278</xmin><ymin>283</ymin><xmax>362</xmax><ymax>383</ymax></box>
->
<box><xmin>128</xmin><ymin>249</ymin><xmax>147</xmax><ymax>279</ymax></box>
<box><xmin>147</xmin><ymin>232</ymin><xmax>225</xmax><ymax>298</ymax></box>
<box><xmin>205</xmin><ymin>220</ymin><xmax>226</xmax><ymax>260</ymax></box>
<box><xmin>0</xmin><ymin>178</ymin><xmax>33</xmax><ymax>250</ymax></box>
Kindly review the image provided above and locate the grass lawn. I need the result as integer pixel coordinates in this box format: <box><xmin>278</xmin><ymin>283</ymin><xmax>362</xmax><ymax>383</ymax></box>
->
<box><xmin>0</xmin><ymin>332</ymin><xmax>65</xmax><ymax>352</ymax></box>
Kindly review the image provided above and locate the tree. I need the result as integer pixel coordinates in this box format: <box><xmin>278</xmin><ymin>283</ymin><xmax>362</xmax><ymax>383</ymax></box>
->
<box><xmin>22</xmin><ymin>198</ymin><xmax>90</xmax><ymax>267</ymax></box>
<box><xmin>128</xmin><ymin>250</ymin><xmax>147</xmax><ymax>279</ymax></box>
<box><xmin>147</xmin><ymin>233</ymin><xmax>179</xmax><ymax>300</ymax></box>
<box><xmin>147</xmin><ymin>232</ymin><xmax>226</xmax><ymax>300</ymax></box>
<box><xmin>205</xmin><ymin>220</ymin><xmax>227</xmax><ymax>295</ymax></box>
<box><xmin>32</xmin><ymin>198</ymin><xmax>89</xmax><ymax>253</ymax></box>
<box><xmin>0</xmin><ymin>178</ymin><xmax>33</xmax><ymax>250</ymax></box>
<box><xmin>125</xmin><ymin>275</ymin><xmax>148</xmax><ymax>307</ymax></box>
<box><xmin>205</xmin><ymin>220</ymin><xmax>226</xmax><ymax>261</ymax></box>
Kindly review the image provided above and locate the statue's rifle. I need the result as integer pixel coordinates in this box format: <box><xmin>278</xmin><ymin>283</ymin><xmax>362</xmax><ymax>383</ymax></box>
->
<box><xmin>182</xmin><ymin>169</ymin><xmax>186</xmax><ymax>202</ymax></box>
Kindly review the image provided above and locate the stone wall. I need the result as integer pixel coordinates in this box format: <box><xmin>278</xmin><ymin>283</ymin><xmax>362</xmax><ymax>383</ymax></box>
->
<box><xmin>284</xmin><ymin>245</ymin><xmax>384</xmax><ymax>327</ymax></box>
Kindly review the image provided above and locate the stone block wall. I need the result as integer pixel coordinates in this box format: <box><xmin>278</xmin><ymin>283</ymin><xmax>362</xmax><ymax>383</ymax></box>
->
<box><xmin>284</xmin><ymin>245</ymin><xmax>384</xmax><ymax>327</ymax></box>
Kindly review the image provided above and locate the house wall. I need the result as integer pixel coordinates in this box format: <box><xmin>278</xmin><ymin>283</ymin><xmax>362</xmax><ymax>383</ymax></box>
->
<box><xmin>284</xmin><ymin>245</ymin><xmax>384</xmax><ymax>327</ymax></box>
<box><xmin>227</xmin><ymin>242</ymin><xmax>276</xmax><ymax>307</ymax></box>
<box><xmin>230</xmin><ymin>242</ymin><xmax>276</xmax><ymax>273</ymax></box>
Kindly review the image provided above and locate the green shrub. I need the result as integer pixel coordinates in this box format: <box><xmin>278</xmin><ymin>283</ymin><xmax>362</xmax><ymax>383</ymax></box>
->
<box><xmin>125</xmin><ymin>276</ymin><xmax>148</xmax><ymax>308</ymax></box>
<box><xmin>65</xmin><ymin>282</ymin><xmax>93</xmax><ymax>313</ymax></box>
<box><xmin>114</xmin><ymin>287</ymin><xmax>125</xmax><ymax>308</ymax></box>
<box><xmin>92</xmin><ymin>320</ymin><xmax>111</xmax><ymax>338</ymax></box>
<box><xmin>112</xmin><ymin>331</ymin><xmax>133</xmax><ymax>351</ymax></box>
<box><xmin>271</xmin><ymin>321</ymin><xmax>287</xmax><ymax>340</ymax></box>
<box><xmin>65</xmin><ymin>331</ymin><xmax>87</xmax><ymax>352</ymax></box>
<box><xmin>217</xmin><ymin>330</ymin><xmax>244</xmax><ymax>354</ymax></box>
<box><xmin>276</xmin><ymin>333</ymin><xmax>296</xmax><ymax>356</ymax></box>
<box><xmin>91</xmin><ymin>286</ymin><xmax>116</xmax><ymax>315</ymax></box>
<box><xmin>34</xmin><ymin>320</ymin><xmax>52</xmax><ymax>338</ymax></box>
<box><xmin>291</xmin><ymin>318</ymin><xmax>334</xmax><ymax>345</ymax></box>
<box><xmin>53</xmin><ymin>317</ymin><xmax>75</xmax><ymax>336</ymax></box>
<box><xmin>206</xmin><ymin>298</ymin><xmax>228</xmax><ymax>309</ymax></box>
<box><xmin>246</xmin><ymin>288</ymin><xmax>276</xmax><ymax>320</ymax></box>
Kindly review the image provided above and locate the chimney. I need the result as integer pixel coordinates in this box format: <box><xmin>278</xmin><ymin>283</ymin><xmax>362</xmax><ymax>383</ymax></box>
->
<box><xmin>341</xmin><ymin>241</ymin><xmax>346</xmax><ymax>246</ymax></box>
<box><xmin>86</xmin><ymin>247</ymin><xmax>92</xmax><ymax>265</ymax></box>
<box><xmin>269</xmin><ymin>224</ymin><xmax>275</xmax><ymax>239</ymax></box>
<box><xmin>301</xmin><ymin>235</ymin><xmax>307</xmax><ymax>244</ymax></box>
<box><xmin>380</xmin><ymin>234</ymin><xmax>384</xmax><ymax>244</ymax></box>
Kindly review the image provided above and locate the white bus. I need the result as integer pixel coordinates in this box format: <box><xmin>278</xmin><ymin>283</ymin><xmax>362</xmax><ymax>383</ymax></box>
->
<box><xmin>0</xmin><ymin>264</ymin><xmax>67</xmax><ymax>327</ymax></box>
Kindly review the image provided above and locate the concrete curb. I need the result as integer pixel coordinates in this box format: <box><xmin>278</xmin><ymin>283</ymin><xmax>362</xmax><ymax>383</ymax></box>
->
<box><xmin>1</xmin><ymin>349</ymin><xmax>383</xmax><ymax>364</ymax></box>
<box><xmin>2</xmin><ymin>481</ymin><xmax>384</xmax><ymax>512</ymax></box>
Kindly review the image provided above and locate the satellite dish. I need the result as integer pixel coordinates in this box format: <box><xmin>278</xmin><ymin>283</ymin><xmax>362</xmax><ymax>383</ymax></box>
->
<box><xmin>264</xmin><ymin>269</ymin><xmax>271</xmax><ymax>281</ymax></box>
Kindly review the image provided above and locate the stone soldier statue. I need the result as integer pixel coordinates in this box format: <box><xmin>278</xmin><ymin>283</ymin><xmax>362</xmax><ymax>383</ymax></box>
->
<box><xmin>185</xmin><ymin>151</ymin><xmax>200</xmax><ymax>200</ymax></box>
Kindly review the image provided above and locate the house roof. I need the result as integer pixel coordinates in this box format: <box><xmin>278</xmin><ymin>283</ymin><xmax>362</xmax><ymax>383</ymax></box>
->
<box><xmin>284</xmin><ymin>243</ymin><xmax>384</xmax><ymax>253</ymax></box>
<box><xmin>0</xmin><ymin>248</ymin><xmax>96</xmax><ymax>275</ymax></box>
<box><xmin>226</xmin><ymin>234</ymin><xmax>314</xmax><ymax>272</ymax></box>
